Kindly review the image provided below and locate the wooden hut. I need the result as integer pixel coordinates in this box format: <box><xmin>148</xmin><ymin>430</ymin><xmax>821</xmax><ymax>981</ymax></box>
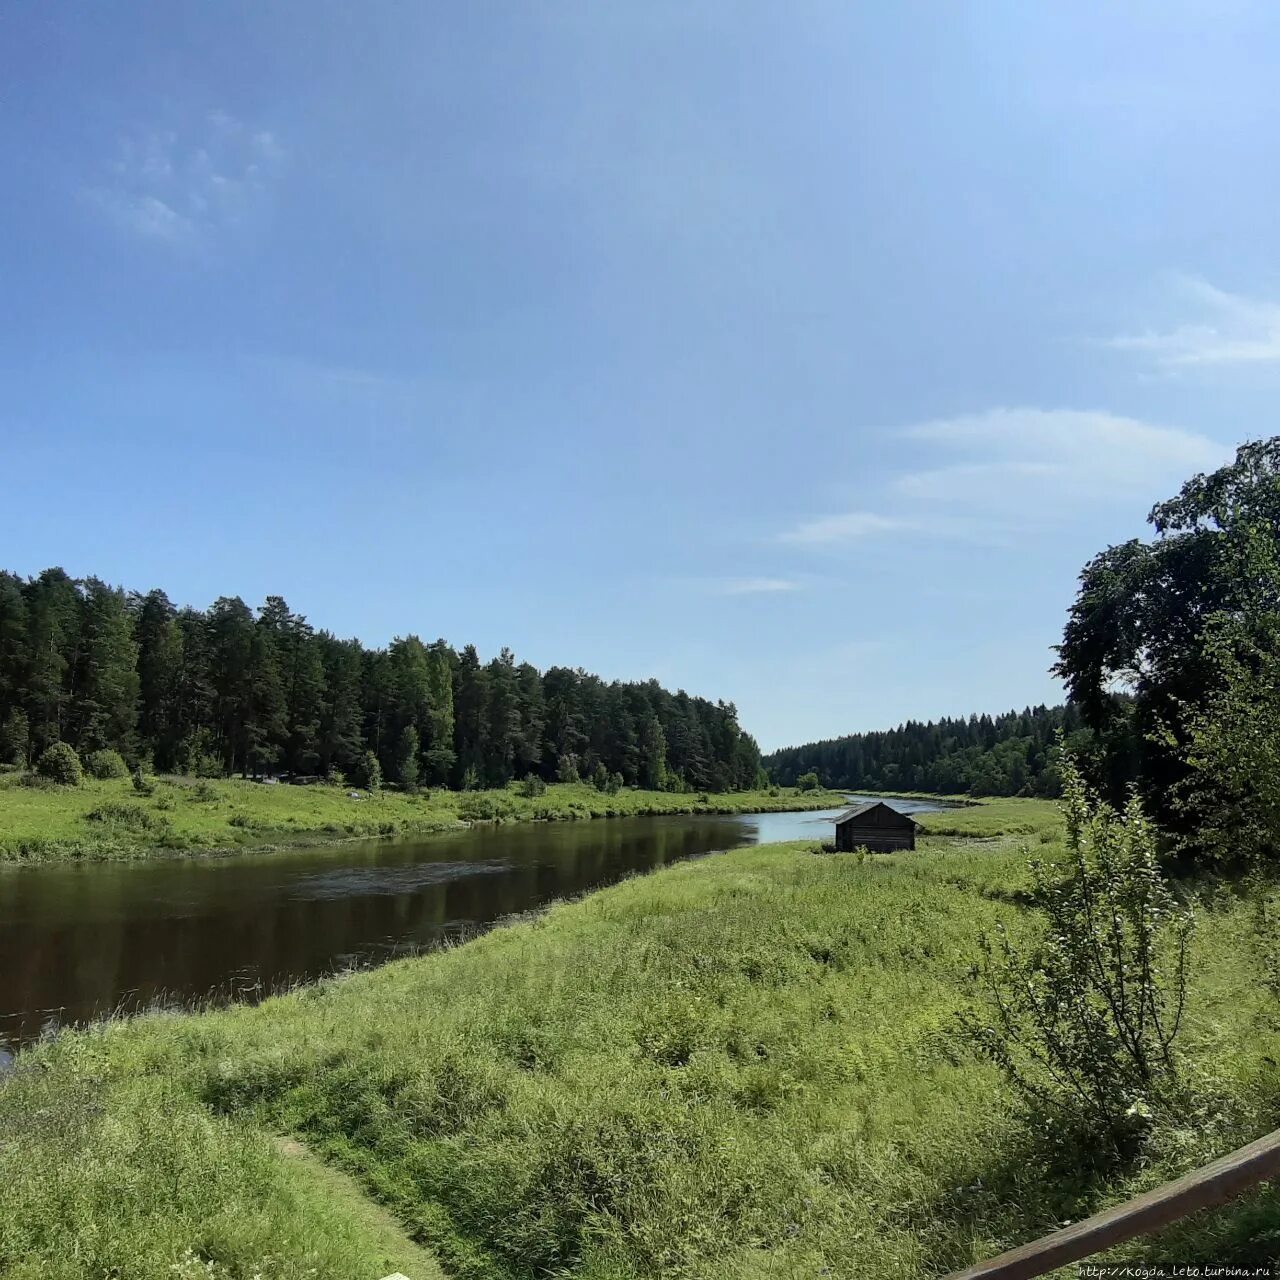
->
<box><xmin>833</xmin><ymin>800</ymin><xmax>917</xmax><ymax>853</ymax></box>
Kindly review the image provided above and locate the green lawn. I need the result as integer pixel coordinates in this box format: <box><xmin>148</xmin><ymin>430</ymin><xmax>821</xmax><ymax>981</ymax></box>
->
<box><xmin>0</xmin><ymin>771</ymin><xmax>847</xmax><ymax>864</ymax></box>
<box><xmin>4</xmin><ymin>811</ymin><xmax>1279</xmax><ymax>1278</ymax></box>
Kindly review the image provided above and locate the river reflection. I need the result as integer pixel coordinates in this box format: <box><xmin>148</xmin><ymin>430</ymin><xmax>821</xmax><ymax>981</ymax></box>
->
<box><xmin>0</xmin><ymin>798</ymin><xmax>948</xmax><ymax>1051</ymax></box>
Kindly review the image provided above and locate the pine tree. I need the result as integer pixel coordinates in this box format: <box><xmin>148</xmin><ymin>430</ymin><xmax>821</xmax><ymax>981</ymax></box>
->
<box><xmin>395</xmin><ymin>723</ymin><xmax>420</xmax><ymax>792</ymax></box>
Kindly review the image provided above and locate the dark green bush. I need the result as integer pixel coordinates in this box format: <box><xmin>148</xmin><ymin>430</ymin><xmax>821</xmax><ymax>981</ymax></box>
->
<box><xmin>520</xmin><ymin>773</ymin><xmax>548</xmax><ymax>798</ymax></box>
<box><xmin>85</xmin><ymin>749</ymin><xmax>129</xmax><ymax>780</ymax></box>
<box><xmin>963</xmin><ymin>755</ymin><xmax>1192</xmax><ymax>1154</ymax></box>
<box><xmin>84</xmin><ymin>800</ymin><xmax>171</xmax><ymax>835</ymax></box>
<box><xmin>35</xmin><ymin>742</ymin><xmax>83</xmax><ymax>786</ymax></box>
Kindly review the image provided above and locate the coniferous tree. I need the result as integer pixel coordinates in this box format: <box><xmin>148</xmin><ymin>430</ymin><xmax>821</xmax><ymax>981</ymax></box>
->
<box><xmin>135</xmin><ymin>590</ymin><xmax>184</xmax><ymax>769</ymax></box>
<box><xmin>0</xmin><ymin>567</ymin><xmax>765</xmax><ymax>793</ymax></box>
<box><xmin>71</xmin><ymin>578</ymin><xmax>140</xmax><ymax>755</ymax></box>
<box><xmin>395</xmin><ymin>723</ymin><xmax>420</xmax><ymax>792</ymax></box>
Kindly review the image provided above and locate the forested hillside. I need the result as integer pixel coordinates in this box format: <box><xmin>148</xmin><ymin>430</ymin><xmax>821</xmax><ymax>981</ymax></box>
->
<box><xmin>764</xmin><ymin>704</ymin><xmax>1088</xmax><ymax>797</ymax></box>
<box><xmin>0</xmin><ymin>568</ymin><xmax>764</xmax><ymax>792</ymax></box>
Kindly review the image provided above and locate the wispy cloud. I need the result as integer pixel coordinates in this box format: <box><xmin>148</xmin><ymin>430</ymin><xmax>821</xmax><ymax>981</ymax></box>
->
<box><xmin>778</xmin><ymin>511</ymin><xmax>908</xmax><ymax>546</ymax></box>
<box><xmin>902</xmin><ymin>408</ymin><xmax>1221</xmax><ymax>494</ymax></box>
<box><xmin>86</xmin><ymin>111</ymin><xmax>284</xmax><ymax>248</ymax></box>
<box><xmin>1108</xmin><ymin>276</ymin><xmax>1280</xmax><ymax>367</ymax></box>
<box><xmin>776</xmin><ymin>407</ymin><xmax>1226</xmax><ymax>550</ymax></box>
<box><xmin>718</xmin><ymin>577</ymin><xmax>801</xmax><ymax>595</ymax></box>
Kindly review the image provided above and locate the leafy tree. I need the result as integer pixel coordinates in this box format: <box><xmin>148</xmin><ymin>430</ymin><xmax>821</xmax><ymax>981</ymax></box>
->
<box><xmin>1170</xmin><ymin>588</ymin><xmax>1280</xmax><ymax>866</ymax></box>
<box><xmin>964</xmin><ymin>754</ymin><xmax>1191</xmax><ymax>1153</ymax></box>
<box><xmin>795</xmin><ymin>771</ymin><xmax>821</xmax><ymax>792</ymax></box>
<box><xmin>35</xmin><ymin>741</ymin><xmax>83</xmax><ymax>786</ymax></box>
<box><xmin>85</xmin><ymin>748</ymin><xmax>129</xmax><ymax>780</ymax></box>
<box><xmin>1055</xmin><ymin>437</ymin><xmax>1280</xmax><ymax>833</ymax></box>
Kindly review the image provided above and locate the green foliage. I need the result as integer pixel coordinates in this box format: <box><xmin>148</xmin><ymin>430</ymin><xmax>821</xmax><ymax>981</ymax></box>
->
<box><xmin>0</xmin><ymin>774</ymin><xmax>857</xmax><ymax>864</ymax></box>
<box><xmin>130</xmin><ymin>766</ymin><xmax>155</xmax><ymax>797</ymax></box>
<box><xmin>325</xmin><ymin>766</ymin><xmax>347</xmax><ymax>788</ymax></box>
<box><xmin>767</xmin><ymin>704</ymin><xmax>1087</xmax><ymax>798</ymax></box>
<box><xmin>0</xmin><ymin>1070</ymin><xmax>440</xmax><ymax>1280</ymax></box>
<box><xmin>352</xmin><ymin>750</ymin><xmax>382</xmax><ymax>793</ymax></box>
<box><xmin>794</xmin><ymin>770</ymin><xmax>821</xmax><ymax>792</ymax></box>
<box><xmin>0</xmin><ymin>710</ymin><xmax>28</xmax><ymax>767</ymax></box>
<box><xmin>394</xmin><ymin>724</ymin><xmax>420</xmax><ymax>793</ymax></box>
<box><xmin>84</xmin><ymin>748</ymin><xmax>128</xmax><ymax>780</ymax></box>
<box><xmin>520</xmin><ymin>772</ymin><xmax>547</xmax><ymax>798</ymax></box>
<box><xmin>964</xmin><ymin>756</ymin><xmax>1192</xmax><ymax>1152</ymax></box>
<box><xmin>84</xmin><ymin>800</ymin><xmax>171</xmax><ymax>836</ymax></box>
<box><xmin>1055</xmin><ymin>436</ymin><xmax>1280</xmax><ymax>836</ymax></box>
<box><xmin>4</xmin><ymin>828</ymin><xmax>1275</xmax><ymax>1277</ymax></box>
<box><xmin>0</xmin><ymin>568</ymin><xmax>764</xmax><ymax>802</ymax></box>
<box><xmin>35</xmin><ymin>741</ymin><xmax>82</xmax><ymax>786</ymax></box>
<box><xmin>458</xmin><ymin>791</ymin><xmax>517</xmax><ymax>822</ymax></box>
<box><xmin>1170</xmin><ymin>598</ymin><xmax>1280</xmax><ymax>866</ymax></box>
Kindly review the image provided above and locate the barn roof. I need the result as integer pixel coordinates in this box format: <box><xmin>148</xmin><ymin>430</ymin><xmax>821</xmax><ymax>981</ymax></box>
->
<box><xmin>834</xmin><ymin>800</ymin><xmax>918</xmax><ymax>826</ymax></box>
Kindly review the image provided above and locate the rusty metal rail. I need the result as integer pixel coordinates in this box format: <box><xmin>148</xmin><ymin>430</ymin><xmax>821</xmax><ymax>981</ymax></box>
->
<box><xmin>945</xmin><ymin>1126</ymin><xmax>1280</xmax><ymax>1280</ymax></box>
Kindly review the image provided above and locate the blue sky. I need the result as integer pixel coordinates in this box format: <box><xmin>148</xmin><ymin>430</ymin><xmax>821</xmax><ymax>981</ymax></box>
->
<box><xmin>3</xmin><ymin>2</ymin><xmax>1278</xmax><ymax>751</ymax></box>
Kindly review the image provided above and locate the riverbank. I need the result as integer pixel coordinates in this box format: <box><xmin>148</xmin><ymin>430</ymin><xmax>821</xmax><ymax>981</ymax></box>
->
<box><xmin>4</xmin><ymin>807</ymin><xmax>1278</xmax><ymax>1278</ymax></box>
<box><xmin>0</xmin><ymin>773</ymin><xmax>848</xmax><ymax>864</ymax></box>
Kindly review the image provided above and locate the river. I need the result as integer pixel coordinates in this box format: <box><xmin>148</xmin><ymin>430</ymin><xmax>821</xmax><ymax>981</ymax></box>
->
<box><xmin>0</xmin><ymin>795</ymin><xmax>952</xmax><ymax>1055</ymax></box>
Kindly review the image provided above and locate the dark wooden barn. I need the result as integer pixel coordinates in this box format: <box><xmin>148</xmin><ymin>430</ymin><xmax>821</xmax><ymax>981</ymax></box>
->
<box><xmin>833</xmin><ymin>801</ymin><xmax>917</xmax><ymax>853</ymax></box>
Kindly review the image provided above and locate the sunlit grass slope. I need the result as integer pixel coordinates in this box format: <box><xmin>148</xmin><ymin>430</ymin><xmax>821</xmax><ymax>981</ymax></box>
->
<box><xmin>4</xmin><ymin>805</ymin><xmax>1279</xmax><ymax>1278</ymax></box>
<box><xmin>0</xmin><ymin>771</ymin><xmax>846</xmax><ymax>863</ymax></box>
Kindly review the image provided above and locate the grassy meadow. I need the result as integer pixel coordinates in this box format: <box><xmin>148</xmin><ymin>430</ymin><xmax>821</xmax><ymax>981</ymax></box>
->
<box><xmin>0</xmin><ymin>771</ymin><xmax>847</xmax><ymax>864</ymax></box>
<box><xmin>4</xmin><ymin>803</ymin><xmax>1279</xmax><ymax>1278</ymax></box>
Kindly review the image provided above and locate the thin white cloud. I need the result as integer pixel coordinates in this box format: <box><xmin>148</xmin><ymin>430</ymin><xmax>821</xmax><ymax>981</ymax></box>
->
<box><xmin>86</xmin><ymin>111</ymin><xmax>284</xmax><ymax>248</ymax></box>
<box><xmin>719</xmin><ymin>577</ymin><xmax>800</xmax><ymax>595</ymax></box>
<box><xmin>903</xmin><ymin>408</ymin><xmax>1222</xmax><ymax>494</ymax></box>
<box><xmin>776</xmin><ymin>408</ymin><xmax>1227</xmax><ymax>551</ymax></box>
<box><xmin>893</xmin><ymin>460</ymin><xmax>1057</xmax><ymax>503</ymax></box>
<box><xmin>778</xmin><ymin>511</ymin><xmax>908</xmax><ymax>546</ymax></box>
<box><xmin>1108</xmin><ymin>276</ymin><xmax>1280</xmax><ymax>367</ymax></box>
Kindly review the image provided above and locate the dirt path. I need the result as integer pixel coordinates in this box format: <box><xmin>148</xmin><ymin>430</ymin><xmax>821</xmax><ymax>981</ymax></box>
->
<box><xmin>272</xmin><ymin>1136</ymin><xmax>447</xmax><ymax>1280</ymax></box>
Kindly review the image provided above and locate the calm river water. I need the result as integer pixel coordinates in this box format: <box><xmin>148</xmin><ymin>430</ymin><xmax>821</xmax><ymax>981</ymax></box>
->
<box><xmin>0</xmin><ymin>796</ymin><xmax>950</xmax><ymax>1054</ymax></box>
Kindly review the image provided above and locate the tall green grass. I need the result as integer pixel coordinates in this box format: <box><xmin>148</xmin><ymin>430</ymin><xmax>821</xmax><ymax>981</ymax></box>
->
<box><xmin>4</xmin><ymin>822</ymin><xmax>1279</xmax><ymax>1277</ymax></box>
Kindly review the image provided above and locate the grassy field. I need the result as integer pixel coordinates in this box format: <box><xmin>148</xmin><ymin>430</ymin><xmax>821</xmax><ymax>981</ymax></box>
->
<box><xmin>0</xmin><ymin>771</ymin><xmax>847</xmax><ymax>864</ymax></box>
<box><xmin>4</xmin><ymin>804</ymin><xmax>1279</xmax><ymax>1278</ymax></box>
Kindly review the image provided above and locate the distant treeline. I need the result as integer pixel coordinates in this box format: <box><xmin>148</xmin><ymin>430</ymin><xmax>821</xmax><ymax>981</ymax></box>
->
<box><xmin>0</xmin><ymin>568</ymin><xmax>765</xmax><ymax>793</ymax></box>
<box><xmin>764</xmin><ymin>704</ymin><xmax>1094</xmax><ymax>797</ymax></box>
